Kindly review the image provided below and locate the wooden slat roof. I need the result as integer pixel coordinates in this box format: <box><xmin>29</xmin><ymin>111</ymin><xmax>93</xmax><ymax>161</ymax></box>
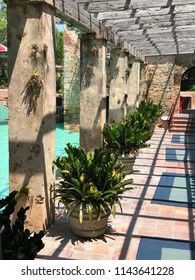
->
<box><xmin>56</xmin><ymin>0</ymin><xmax>195</xmax><ymax>58</ymax></box>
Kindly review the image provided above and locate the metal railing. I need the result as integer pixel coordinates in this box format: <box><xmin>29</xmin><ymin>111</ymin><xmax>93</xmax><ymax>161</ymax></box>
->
<box><xmin>168</xmin><ymin>97</ymin><xmax>177</xmax><ymax>129</ymax></box>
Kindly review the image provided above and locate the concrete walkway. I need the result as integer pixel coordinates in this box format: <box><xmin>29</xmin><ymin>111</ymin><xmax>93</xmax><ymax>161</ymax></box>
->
<box><xmin>37</xmin><ymin>126</ymin><xmax>195</xmax><ymax>260</ymax></box>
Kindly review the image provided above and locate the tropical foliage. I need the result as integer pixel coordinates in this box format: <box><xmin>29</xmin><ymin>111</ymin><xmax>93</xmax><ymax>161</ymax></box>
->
<box><xmin>0</xmin><ymin>191</ymin><xmax>45</xmax><ymax>260</ymax></box>
<box><xmin>0</xmin><ymin>1</ymin><xmax>7</xmax><ymax>45</ymax></box>
<box><xmin>56</xmin><ymin>71</ymin><xmax>64</xmax><ymax>94</ymax></box>
<box><xmin>102</xmin><ymin>121</ymin><xmax>151</xmax><ymax>156</ymax></box>
<box><xmin>54</xmin><ymin>143</ymin><xmax>133</xmax><ymax>223</ymax></box>
<box><xmin>55</xmin><ymin>28</ymin><xmax>64</xmax><ymax>66</ymax></box>
<box><xmin>0</xmin><ymin>1</ymin><xmax>8</xmax><ymax>87</ymax></box>
<box><xmin>131</xmin><ymin>100</ymin><xmax>163</xmax><ymax>129</ymax></box>
<box><xmin>103</xmin><ymin>100</ymin><xmax>162</xmax><ymax>156</ymax></box>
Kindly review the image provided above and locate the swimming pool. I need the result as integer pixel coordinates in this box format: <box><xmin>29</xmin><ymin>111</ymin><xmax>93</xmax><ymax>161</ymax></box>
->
<box><xmin>0</xmin><ymin>105</ymin><xmax>80</xmax><ymax>199</ymax></box>
<box><xmin>0</xmin><ymin>105</ymin><xmax>9</xmax><ymax>198</ymax></box>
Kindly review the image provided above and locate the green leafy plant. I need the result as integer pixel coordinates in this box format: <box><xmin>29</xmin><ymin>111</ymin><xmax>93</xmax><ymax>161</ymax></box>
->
<box><xmin>0</xmin><ymin>61</ymin><xmax>8</xmax><ymax>87</ymax></box>
<box><xmin>103</xmin><ymin>100</ymin><xmax>162</xmax><ymax>156</ymax></box>
<box><xmin>56</xmin><ymin>72</ymin><xmax>64</xmax><ymax>94</ymax></box>
<box><xmin>0</xmin><ymin>2</ymin><xmax>7</xmax><ymax>44</ymax></box>
<box><xmin>0</xmin><ymin>2</ymin><xmax>8</xmax><ymax>88</ymax></box>
<box><xmin>135</xmin><ymin>100</ymin><xmax>163</xmax><ymax>128</ymax></box>
<box><xmin>190</xmin><ymin>84</ymin><xmax>195</xmax><ymax>91</ymax></box>
<box><xmin>0</xmin><ymin>191</ymin><xmax>45</xmax><ymax>260</ymax></box>
<box><xmin>102</xmin><ymin>120</ymin><xmax>152</xmax><ymax>156</ymax></box>
<box><xmin>54</xmin><ymin>144</ymin><xmax>133</xmax><ymax>223</ymax></box>
<box><xmin>55</xmin><ymin>28</ymin><xmax>64</xmax><ymax>66</ymax></box>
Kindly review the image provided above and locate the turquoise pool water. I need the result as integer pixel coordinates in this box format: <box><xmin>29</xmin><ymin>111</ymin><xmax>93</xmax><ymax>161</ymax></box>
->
<box><xmin>56</xmin><ymin>123</ymin><xmax>80</xmax><ymax>158</ymax></box>
<box><xmin>0</xmin><ymin>105</ymin><xmax>9</xmax><ymax>199</ymax></box>
<box><xmin>0</xmin><ymin>105</ymin><xmax>80</xmax><ymax>199</ymax></box>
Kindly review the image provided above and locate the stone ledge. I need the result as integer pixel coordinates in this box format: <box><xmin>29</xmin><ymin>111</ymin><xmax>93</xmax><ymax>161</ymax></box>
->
<box><xmin>64</xmin><ymin>124</ymin><xmax>80</xmax><ymax>131</ymax></box>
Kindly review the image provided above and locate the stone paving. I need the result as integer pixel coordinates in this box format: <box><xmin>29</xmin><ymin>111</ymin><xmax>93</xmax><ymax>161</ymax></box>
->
<box><xmin>37</xmin><ymin>126</ymin><xmax>195</xmax><ymax>260</ymax></box>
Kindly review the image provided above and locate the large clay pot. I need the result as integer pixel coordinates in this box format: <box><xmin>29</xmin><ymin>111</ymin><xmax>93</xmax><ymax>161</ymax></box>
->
<box><xmin>117</xmin><ymin>155</ymin><xmax>136</xmax><ymax>175</ymax></box>
<box><xmin>69</xmin><ymin>206</ymin><xmax>111</xmax><ymax>238</ymax></box>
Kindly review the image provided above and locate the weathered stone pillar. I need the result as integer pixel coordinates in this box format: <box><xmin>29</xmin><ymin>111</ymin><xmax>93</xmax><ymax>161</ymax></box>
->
<box><xmin>7</xmin><ymin>0</ymin><xmax>56</xmax><ymax>231</ymax></box>
<box><xmin>64</xmin><ymin>24</ymin><xmax>80</xmax><ymax>129</ymax></box>
<box><xmin>80</xmin><ymin>34</ymin><xmax>107</xmax><ymax>153</ymax></box>
<box><xmin>139</xmin><ymin>61</ymin><xmax>147</xmax><ymax>101</ymax></box>
<box><xmin>108</xmin><ymin>47</ymin><xmax>129</xmax><ymax>123</ymax></box>
<box><xmin>127</xmin><ymin>58</ymin><xmax>141</xmax><ymax>113</ymax></box>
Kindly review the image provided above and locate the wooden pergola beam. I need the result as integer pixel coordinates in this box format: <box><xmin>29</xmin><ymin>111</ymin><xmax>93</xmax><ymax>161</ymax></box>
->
<box><xmin>55</xmin><ymin>0</ymin><xmax>195</xmax><ymax>56</ymax></box>
<box><xmin>75</xmin><ymin>0</ymin><xmax>195</xmax><ymax>11</ymax></box>
<box><xmin>55</xmin><ymin>0</ymin><xmax>145</xmax><ymax>60</ymax></box>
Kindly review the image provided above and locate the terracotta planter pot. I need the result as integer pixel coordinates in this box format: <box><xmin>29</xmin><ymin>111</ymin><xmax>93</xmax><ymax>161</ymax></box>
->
<box><xmin>68</xmin><ymin>207</ymin><xmax>111</xmax><ymax>238</ymax></box>
<box><xmin>118</xmin><ymin>155</ymin><xmax>136</xmax><ymax>175</ymax></box>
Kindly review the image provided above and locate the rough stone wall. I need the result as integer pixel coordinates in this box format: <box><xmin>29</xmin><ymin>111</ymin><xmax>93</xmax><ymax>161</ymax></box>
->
<box><xmin>145</xmin><ymin>55</ymin><xmax>175</xmax><ymax>115</ymax></box>
<box><xmin>64</xmin><ymin>25</ymin><xmax>80</xmax><ymax>129</ymax></box>
<box><xmin>145</xmin><ymin>54</ymin><xmax>195</xmax><ymax>116</ymax></box>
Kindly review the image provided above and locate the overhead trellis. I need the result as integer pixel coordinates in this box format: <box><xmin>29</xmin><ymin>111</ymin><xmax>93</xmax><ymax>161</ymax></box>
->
<box><xmin>56</xmin><ymin>0</ymin><xmax>195</xmax><ymax>58</ymax></box>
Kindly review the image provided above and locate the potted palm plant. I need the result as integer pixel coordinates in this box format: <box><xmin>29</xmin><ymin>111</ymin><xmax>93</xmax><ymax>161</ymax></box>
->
<box><xmin>54</xmin><ymin>143</ymin><xmax>133</xmax><ymax>238</ymax></box>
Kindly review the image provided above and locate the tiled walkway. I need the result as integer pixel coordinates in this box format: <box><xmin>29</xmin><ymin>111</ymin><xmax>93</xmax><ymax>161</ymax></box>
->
<box><xmin>37</xmin><ymin>126</ymin><xmax>195</xmax><ymax>260</ymax></box>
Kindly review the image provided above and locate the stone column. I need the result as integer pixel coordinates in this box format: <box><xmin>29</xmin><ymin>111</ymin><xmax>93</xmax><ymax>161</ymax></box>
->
<box><xmin>108</xmin><ymin>47</ymin><xmax>129</xmax><ymax>123</ymax></box>
<box><xmin>7</xmin><ymin>0</ymin><xmax>56</xmax><ymax>231</ymax></box>
<box><xmin>64</xmin><ymin>24</ymin><xmax>80</xmax><ymax>129</ymax></box>
<box><xmin>127</xmin><ymin>58</ymin><xmax>141</xmax><ymax>113</ymax></box>
<box><xmin>80</xmin><ymin>34</ymin><xmax>107</xmax><ymax>153</ymax></box>
<box><xmin>139</xmin><ymin>61</ymin><xmax>147</xmax><ymax>101</ymax></box>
